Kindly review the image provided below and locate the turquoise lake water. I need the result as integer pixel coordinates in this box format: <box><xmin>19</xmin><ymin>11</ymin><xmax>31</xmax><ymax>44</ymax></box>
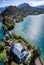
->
<box><xmin>0</xmin><ymin>22</ymin><xmax>4</xmax><ymax>65</ymax></box>
<box><xmin>0</xmin><ymin>22</ymin><xmax>4</xmax><ymax>41</ymax></box>
<box><xmin>14</xmin><ymin>14</ymin><xmax>44</xmax><ymax>60</ymax></box>
<box><xmin>0</xmin><ymin>62</ymin><xmax>4</xmax><ymax>65</ymax></box>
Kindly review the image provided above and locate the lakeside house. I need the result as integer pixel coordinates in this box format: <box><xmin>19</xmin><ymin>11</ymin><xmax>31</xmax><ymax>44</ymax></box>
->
<box><xmin>10</xmin><ymin>43</ymin><xmax>29</xmax><ymax>63</ymax></box>
<box><xmin>3</xmin><ymin>32</ymin><xmax>31</xmax><ymax>63</ymax></box>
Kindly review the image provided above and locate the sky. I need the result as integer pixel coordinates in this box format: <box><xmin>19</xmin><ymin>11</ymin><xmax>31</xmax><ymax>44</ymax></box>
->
<box><xmin>0</xmin><ymin>0</ymin><xmax>44</xmax><ymax>7</ymax></box>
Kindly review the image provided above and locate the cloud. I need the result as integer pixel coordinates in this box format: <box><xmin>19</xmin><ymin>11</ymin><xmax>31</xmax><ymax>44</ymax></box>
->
<box><xmin>28</xmin><ymin>1</ymin><xmax>44</xmax><ymax>6</ymax></box>
<box><xmin>3</xmin><ymin>0</ymin><xmax>6</xmax><ymax>3</ymax></box>
<box><xmin>15</xmin><ymin>0</ymin><xmax>44</xmax><ymax>6</ymax></box>
<box><xmin>30</xmin><ymin>0</ymin><xmax>44</xmax><ymax>1</ymax></box>
<box><xmin>0</xmin><ymin>0</ymin><xmax>44</xmax><ymax>7</ymax></box>
<box><xmin>3</xmin><ymin>0</ymin><xmax>8</xmax><ymax>3</ymax></box>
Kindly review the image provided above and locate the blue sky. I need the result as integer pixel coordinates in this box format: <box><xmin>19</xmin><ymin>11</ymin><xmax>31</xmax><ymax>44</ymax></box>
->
<box><xmin>0</xmin><ymin>0</ymin><xmax>44</xmax><ymax>7</ymax></box>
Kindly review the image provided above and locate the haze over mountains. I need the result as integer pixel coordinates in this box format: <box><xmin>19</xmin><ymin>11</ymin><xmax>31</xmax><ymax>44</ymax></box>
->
<box><xmin>18</xmin><ymin>3</ymin><xmax>44</xmax><ymax>8</ymax></box>
<box><xmin>36</xmin><ymin>5</ymin><xmax>44</xmax><ymax>9</ymax></box>
<box><xmin>18</xmin><ymin>3</ymin><xmax>44</xmax><ymax>11</ymax></box>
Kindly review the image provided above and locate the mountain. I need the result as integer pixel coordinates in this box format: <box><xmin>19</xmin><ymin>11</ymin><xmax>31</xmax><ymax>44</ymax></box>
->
<box><xmin>32</xmin><ymin>5</ymin><xmax>44</xmax><ymax>11</ymax></box>
<box><xmin>1</xmin><ymin>3</ymin><xmax>44</xmax><ymax>16</ymax></box>
<box><xmin>18</xmin><ymin>3</ymin><xmax>44</xmax><ymax>12</ymax></box>
<box><xmin>0</xmin><ymin>7</ymin><xmax>7</xmax><ymax>13</ymax></box>
<box><xmin>17</xmin><ymin>3</ymin><xmax>31</xmax><ymax>16</ymax></box>
<box><xmin>37</xmin><ymin>5</ymin><xmax>44</xmax><ymax>9</ymax></box>
<box><xmin>18</xmin><ymin>3</ymin><xmax>30</xmax><ymax>8</ymax></box>
<box><xmin>2</xmin><ymin>6</ymin><xmax>19</xmax><ymax>16</ymax></box>
<box><xmin>18</xmin><ymin>3</ymin><xmax>31</xmax><ymax>11</ymax></box>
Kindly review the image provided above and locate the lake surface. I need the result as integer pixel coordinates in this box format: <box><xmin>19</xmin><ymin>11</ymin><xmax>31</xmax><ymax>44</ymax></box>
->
<box><xmin>0</xmin><ymin>62</ymin><xmax>4</xmax><ymax>65</ymax></box>
<box><xmin>14</xmin><ymin>14</ymin><xmax>44</xmax><ymax>60</ymax></box>
<box><xmin>0</xmin><ymin>22</ymin><xmax>5</xmax><ymax>65</ymax></box>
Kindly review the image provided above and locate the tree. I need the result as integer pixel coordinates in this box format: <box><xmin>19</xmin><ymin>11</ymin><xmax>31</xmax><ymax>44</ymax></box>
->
<box><xmin>2</xmin><ymin>16</ymin><xmax>15</xmax><ymax>31</ymax></box>
<box><xmin>33</xmin><ymin>47</ymin><xmax>41</xmax><ymax>58</ymax></box>
<box><xmin>27</xmin><ymin>44</ymin><xmax>32</xmax><ymax>50</ymax></box>
<box><xmin>0</xmin><ymin>50</ymin><xmax>8</xmax><ymax>62</ymax></box>
<box><xmin>0</xmin><ymin>45</ymin><xmax>4</xmax><ymax>53</ymax></box>
<box><xmin>2</xmin><ymin>24</ymin><xmax>8</xmax><ymax>31</ymax></box>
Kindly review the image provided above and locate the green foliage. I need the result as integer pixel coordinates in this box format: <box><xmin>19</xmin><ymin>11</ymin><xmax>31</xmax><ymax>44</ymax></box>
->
<box><xmin>2</xmin><ymin>24</ymin><xmax>8</xmax><ymax>31</ymax></box>
<box><xmin>33</xmin><ymin>47</ymin><xmax>41</xmax><ymax>58</ymax></box>
<box><xmin>0</xmin><ymin>18</ymin><xmax>2</xmax><ymax>21</ymax></box>
<box><xmin>6</xmin><ymin>47</ymin><xmax>10</xmax><ymax>57</ymax></box>
<box><xmin>12</xmin><ymin>33</ymin><xmax>20</xmax><ymax>39</ymax></box>
<box><xmin>27</xmin><ymin>44</ymin><xmax>32</xmax><ymax>50</ymax></box>
<box><xmin>2</xmin><ymin>16</ymin><xmax>15</xmax><ymax>31</ymax></box>
<box><xmin>2</xmin><ymin>6</ymin><xmax>19</xmax><ymax>16</ymax></box>
<box><xmin>0</xmin><ymin>50</ymin><xmax>8</xmax><ymax>62</ymax></box>
<box><xmin>0</xmin><ymin>45</ymin><xmax>4</xmax><ymax>53</ymax></box>
<box><xmin>24</xmin><ymin>57</ymin><xmax>31</xmax><ymax>65</ymax></box>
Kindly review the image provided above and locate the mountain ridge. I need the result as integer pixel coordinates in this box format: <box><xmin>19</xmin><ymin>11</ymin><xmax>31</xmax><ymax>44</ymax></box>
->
<box><xmin>1</xmin><ymin>3</ymin><xmax>44</xmax><ymax>16</ymax></box>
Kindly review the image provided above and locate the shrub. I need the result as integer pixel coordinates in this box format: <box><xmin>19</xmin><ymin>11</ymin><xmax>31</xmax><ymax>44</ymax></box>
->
<box><xmin>27</xmin><ymin>44</ymin><xmax>32</xmax><ymax>50</ymax></box>
<box><xmin>0</xmin><ymin>50</ymin><xmax>8</xmax><ymax>62</ymax></box>
<box><xmin>0</xmin><ymin>45</ymin><xmax>4</xmax><ymax>53</ymax></box>
<box><xmin>33</xmin><ymin>47</ymin><xmax>41</xmax><ymax>58</ymax></box>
